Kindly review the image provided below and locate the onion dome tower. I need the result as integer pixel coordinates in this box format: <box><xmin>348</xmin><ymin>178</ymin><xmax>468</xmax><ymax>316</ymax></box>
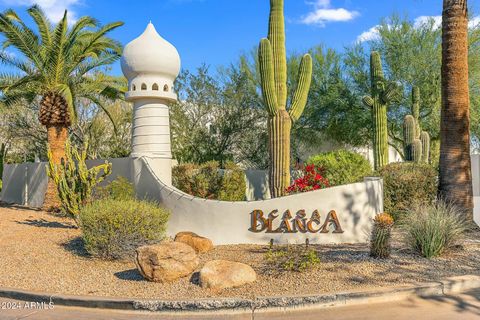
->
<box><xmin>121</xmin><ymin>22</ymin><xmax>180</xmax><ymax>186</ymax></box>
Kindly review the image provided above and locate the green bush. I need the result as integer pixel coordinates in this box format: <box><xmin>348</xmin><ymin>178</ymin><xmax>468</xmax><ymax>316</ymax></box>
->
<box><xmin>79</xmin><ymin>199</ymin><xmax>169</xmax><ymax>260</ymax></box>
<box><xmin>264</xmin><ymin>245</ymin><xmax>320</xmax><ymax>273</ymax></box>
<box><xmin>401</xmin><ymin>201</ymin><xmax>466</xmax><ymax>259</ymax></box>
<box><xmin>173</xmin><ymin>161</ymin><xmax>246</xmax><ymax>201</ymax></box>
<box><xmin>95</xmin><ymin>176</ymin><xmax>135</xmax><ymax>201</ymax></box>
<box><xmin>307</xmin><ymin>150</ymin><xmax>372</xmax><ymax>186</ymax></box>
<box><xmin>376</xmin><ymin>163</ymin><xmax>437</xmax><ymax>220</ymax></box>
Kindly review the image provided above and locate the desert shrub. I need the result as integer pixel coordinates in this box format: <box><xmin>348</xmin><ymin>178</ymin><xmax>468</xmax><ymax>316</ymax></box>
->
<box><xmin>286</xmin><ymin>164</ymin><xmax>329</xmax><ymax>194</ymax></box>
<box><xmin>376</xmin><ymin>163</ymin><xmax>437</xmax><ymax>220</ymax></box>
<box><xmin>95</xmin><ymin>176</ymin><xmax>135</xmax><ymax>201</ymax></box>
<box><xmin>79</xmin><ymin>198</ymin><xmax>169</xmax><ymax>260</ymax></box>
<box><xmin>218</xmin><ymin>162</ymin><xmax>247</xmax><ymax>201</ymax></box>
<box><xmin>370</xmin><ymin>213</ymin><xmax>394</xmax><ymax>259</ymax></box>
<box><xmin>265</xmin><ymin>245</ymin><xmax>320</xmax><ymax>273</ymax></box>
<box><xmin>172</xmin><ymin>161</ymin><xmax>245</xmax><ymax>201</ymax></box>
<box><xmin>400</xmin><ymin>201</ymin><xmax>466</xmax><ymax>259</ymax></box>
<box><xmin>307</xmin><ymin>150</ymin><xmax>372</xmax><ymax>186</ymax></box>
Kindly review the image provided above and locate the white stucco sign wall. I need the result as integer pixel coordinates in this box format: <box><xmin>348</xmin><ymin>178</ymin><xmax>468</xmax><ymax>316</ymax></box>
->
<box><xmin>134</xmin><ymin>158</ymin><xmax>383</xmax><ymax>245</ymax></box>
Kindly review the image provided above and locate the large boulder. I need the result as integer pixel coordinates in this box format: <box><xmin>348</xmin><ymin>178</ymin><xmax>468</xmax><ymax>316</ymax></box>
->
<box><xmin>199</xmin><ymin>260</ymin><xmax>257</xmax><ymax>290</ymax></box>
<box><xmin>174</xmin><ymin>231</ymin><xmax>214</xmax><ymax>253</ymax></box>
<box><xmin>135</xmin><ymin>242</ymin><xmax>199</xmax><ymax>283</ymax></box>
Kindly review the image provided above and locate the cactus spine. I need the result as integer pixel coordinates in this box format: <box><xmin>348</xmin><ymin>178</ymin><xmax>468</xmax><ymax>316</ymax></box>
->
<box><xmin>362</xmin><ymin>52</ymin><xmax>397</xmax><ymax>170</ymax></box>
<box><xmin>258</xmin><ymin>0</ymin><xmax>312</xmax><ymax>197</ymax></box>
<box><xmin>403</xmin><ymin>87</ymin><xmax>430</xmax><ymax>163</ymax></box>
<box><xmin>47</xmin><ymin>139</ymin><xmax>112</xmax><ymax>222</ymax></box>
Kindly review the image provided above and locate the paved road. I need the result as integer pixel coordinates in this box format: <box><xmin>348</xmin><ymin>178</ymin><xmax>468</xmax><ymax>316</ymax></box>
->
<box><xmin>1</xmin><ymin>289</ymin><xmax>480</xmax><ymax>319</ymax></box>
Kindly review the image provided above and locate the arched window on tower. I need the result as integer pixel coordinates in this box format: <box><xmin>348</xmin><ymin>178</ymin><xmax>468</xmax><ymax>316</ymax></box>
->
<box><xmin>132</xmin><ymin>84</ymin><xmax>136</xmax><ymax>91</ymax></box>
<box><xmin>163</xmin><ymin>84</ymin><xmax>169</xmax><ymax>92</ymax></box>
<box><xmin>141</xmin><ymin>83</ymin><xmax>147</xmax><ymax>90</ymax></box>
<box><xmin>152</xmin><ymin>83</ymin><xmax>159</xmax><ymax>91</ymax></box>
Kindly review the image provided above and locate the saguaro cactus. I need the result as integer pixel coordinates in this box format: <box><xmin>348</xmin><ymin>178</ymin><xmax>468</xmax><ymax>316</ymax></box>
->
<box><xmin>412</xmin><ymin>139</ymin><xmax>423</xmax><ymax>163</ymax></box>
<box><xmin>403</xmin><ymin>115</ymin><xmax>416</xmax><ymax>160</ymax></box>
<box><xmin>420</xmin><ymin>131</ymin><xmax>430</xmax><ymax>163</ymax></box>
<box><xmin>403</xmin><ymin>87</ymin><xmax>430</xmax><ymax>163</ymax></box>
<box><xmin>362</xmin><ymin>52</ymin><xmax>397</xmax><ymax>170</ymax></box>
<box><xmin>411</xmin><ymin>86</ymin><xmax>421</xmax><ymax>138</ymax></box>
<box><xmin>258</xmin><ymin>0</ymin><xmax>312</xmax><ymax>198</ymax></box>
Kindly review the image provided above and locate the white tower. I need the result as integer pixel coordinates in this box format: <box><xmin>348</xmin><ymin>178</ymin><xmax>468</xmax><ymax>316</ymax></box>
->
<box><xmin>121</xmin><ymin>23</ymin><xmax>181</xmax><ymax>186</ymax></box>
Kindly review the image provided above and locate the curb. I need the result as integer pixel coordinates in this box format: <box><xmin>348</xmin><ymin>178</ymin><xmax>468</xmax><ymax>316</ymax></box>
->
<box><xmin>0</xmin><ymin>275</ymin><xmax>479</xmax><ymax>315</ymax></box>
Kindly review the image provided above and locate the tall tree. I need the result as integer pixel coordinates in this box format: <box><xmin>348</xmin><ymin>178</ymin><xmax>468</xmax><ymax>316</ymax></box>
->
<box><xmin>0</xmin><ymin>6</ymin><xmax>123</xmax><ymax>208</ymax></box>
<box><xmin>439</xmin><ymin>0</ymin><xmax>473</xmax><ymax>217</ymax></box>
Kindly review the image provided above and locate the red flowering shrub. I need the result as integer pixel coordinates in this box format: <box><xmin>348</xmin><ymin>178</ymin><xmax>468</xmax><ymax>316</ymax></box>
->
<box><xmin>286</xmin><ymin>164</ymin><xmax>330</xmax><ymax>194</ymax></box>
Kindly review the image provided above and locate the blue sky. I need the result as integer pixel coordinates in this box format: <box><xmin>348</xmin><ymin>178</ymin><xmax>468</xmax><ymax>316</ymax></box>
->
<box><xmin>1</xmin><ymin>0</ymin><xmax>479</xmax><ymax>76</ymax></box>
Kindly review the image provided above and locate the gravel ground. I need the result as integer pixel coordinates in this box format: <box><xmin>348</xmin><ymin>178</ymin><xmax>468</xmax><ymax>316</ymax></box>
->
<box><xmin>1</xmin><ymin>204</ymin><xmax>479</xmax><ymax>300</ymax></box>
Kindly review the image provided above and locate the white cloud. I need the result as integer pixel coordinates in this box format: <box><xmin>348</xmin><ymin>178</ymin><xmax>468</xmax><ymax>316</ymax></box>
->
<box><xmin>356</xmin><ymin>25</ymin><xmax>380</xmax><ymax>42</ymax></box>
<box><xmin>413</xmin><ymin>15</ymin><xmax>442</xmax><ymax>29</ymax></box>
<box><xmin>470</xmin><ymin>16</ymin><xmax>480</xmax><ymax>28</ymax></box>
<box><xmin>1</xmin><ymin>0</ymin><xmax>81</xmax><ymax>23</ymax></box>
<box><xmin>301</xmin><ymin>0</ymin><xmax>359</xmax><ymax>27</ymax></box>
<box><xmin>413</xmin><ymin>15</ymin><xmax>480</xmax><ymax>29</ymax></box>
<box><xmin>357</xmin><ymin>15</ymin><xmax>480</xmax><ymax>43</ymax></box>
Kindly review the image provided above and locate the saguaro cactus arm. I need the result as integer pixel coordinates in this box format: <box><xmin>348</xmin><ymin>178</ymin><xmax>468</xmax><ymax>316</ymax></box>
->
<box><xmin>382</xmin><ymin>82</ymin><xmax>399</xmax><ymax>104</ymax></box>
<box><xmin>362</xmin><ymin>96</ymin><xmax>374</xmax><ymax>107</ymax></box>
<box><xmin>289</xmin><ymin>54</ymin><xmax>313</xmax><ymax>122</ymax></box>
<box><xmin>258</xmin><ymin>38</ymin><xmax>278</xmax><ymax>116</ymax></box>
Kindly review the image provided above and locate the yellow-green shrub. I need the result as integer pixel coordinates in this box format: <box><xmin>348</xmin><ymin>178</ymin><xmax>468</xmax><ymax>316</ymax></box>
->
<box><xmin>173</xmin><ymin>161</ymin><xmax>246</xmax><ymax>201</ymax></box>
<box><xmin>79</xmin><ymin>199</ymin><xmax>169</xmax><ymax>260</ymax></box>
<box><xmin>307</xmin><ymin>150</ymin><xmax>372</xmax><ymax>186</ymax></box>
<box><xmin>95</xmin><ymin>176</ymin><xmax>135</xmax><ymax>201</ymax></box>
<box><xmin>376</xmin><ymin>163</ymin><xmax>437</xmax><ymax>220</ymax></box>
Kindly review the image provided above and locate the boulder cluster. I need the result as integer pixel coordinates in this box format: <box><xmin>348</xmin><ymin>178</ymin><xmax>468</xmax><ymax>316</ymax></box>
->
<box><xmin>135</xmin><ymin>231</ymin><xmax>257</xmax><ymax>290</ymax></box>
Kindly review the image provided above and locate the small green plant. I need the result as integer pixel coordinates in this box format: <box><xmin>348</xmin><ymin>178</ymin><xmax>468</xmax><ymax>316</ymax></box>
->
<box><xmin>79</xmin><ymin>198</ymin><xmax>169</xmax><ymax>260</ymax></box>
<box><xmin>265</xmin><ymin>245</ymin><xmax>320</xmax><ymax>273</ymax></box>
<box><xmin>376</xmin><ymin>162</ymin><xmax>437</xmax><ymax>220</ymax></box>
<box><xmin>173</xmin><ymin>161</ymin><xmax>246</xmax><ymax>201</ymax></box>
<box><xmin>95</xmin><ymin>176</ymin><xmax>135</xmax><ymax>201</ymax></box>
<box><xmin>307</xmin><ymin>150</ymin><xmax>372</xmax><ymax>186</ymax></box>
<box><xmin>370</xmin><ymin>213</ymin><xmax>394</xmax><ymax>259</ymax></box>
<box><xmin>400</xmin><ymin>201</ymin><xmax>466</xmax><ymax>259</ymax></box>
<box><xmin>47</xmin><ymin>139</ymin><xmax>111</xmax><ymax>222</ymax></box>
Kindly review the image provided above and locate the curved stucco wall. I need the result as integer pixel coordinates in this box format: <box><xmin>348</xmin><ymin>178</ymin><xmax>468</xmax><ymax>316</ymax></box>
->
<box><xmin>134</xmin><ymin>157</ymin><xmax>384</xmax><ymax>245</ymax></box>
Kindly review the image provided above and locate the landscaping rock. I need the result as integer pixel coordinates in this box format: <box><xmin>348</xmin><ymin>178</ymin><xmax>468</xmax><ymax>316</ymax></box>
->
<box><xmin>135</xmin><ymin>242</ymin><xmax>199</xmax><ymax>283</ymax></box>
<box><xmin>199</xmin><ymin>260</ymin><xmax>257</xmax><ymax>290</ymax></box>
<box><xmin>174</xmin><ymin>231</ymin><xmax>214</xmax><ymax>253</ymax></box>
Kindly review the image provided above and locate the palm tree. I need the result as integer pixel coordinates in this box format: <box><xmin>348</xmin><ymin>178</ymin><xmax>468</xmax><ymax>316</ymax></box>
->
<box><xmin>0</xmin><ymin>6</ymin><xmax>123</xmax><ymax>208</ymax></box>
<box><xmin>439</xmin><ymin>0</ymin><xmax>473</xmax><ymax>219</ymax></box>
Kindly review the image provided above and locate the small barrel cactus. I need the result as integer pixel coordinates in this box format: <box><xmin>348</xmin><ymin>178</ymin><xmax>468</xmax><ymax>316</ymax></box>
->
<box><xmin>370</xmin><ymin>212</ymin><xmax>394</xmax><ymax>259</ymax></box>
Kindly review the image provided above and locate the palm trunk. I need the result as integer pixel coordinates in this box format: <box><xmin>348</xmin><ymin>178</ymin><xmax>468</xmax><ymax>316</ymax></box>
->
<box><xmin>268</xmin><ymin>109</ymin><xmax>291</xmax><ymax>197</ymax></box>
<box><xmin>439</xmin><ymin>0</ymin><xmax>473</xmax><ymax>218</ymax></box>
<box><xmin>43</xmin><ymin>125</ymin><xmax>68</xmax><ymax>209</ymax></box>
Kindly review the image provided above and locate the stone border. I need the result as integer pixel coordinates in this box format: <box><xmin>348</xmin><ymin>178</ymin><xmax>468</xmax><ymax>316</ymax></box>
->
<box><xmin>0</xmin><ymin>275</ymin><xmax>478</xmax><ymax>315</ymax></box>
